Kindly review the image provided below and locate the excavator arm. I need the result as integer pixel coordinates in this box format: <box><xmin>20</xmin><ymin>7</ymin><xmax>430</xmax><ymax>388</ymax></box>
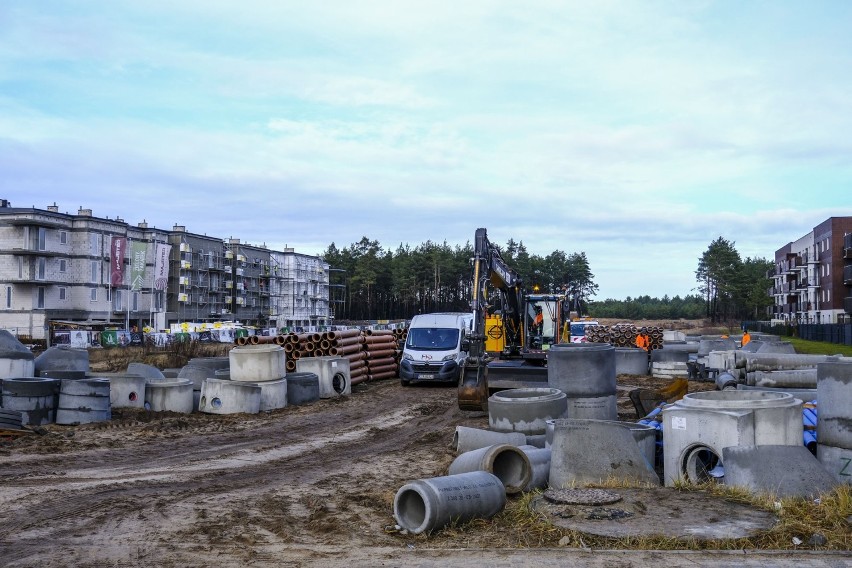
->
<box><xmin>458</xmin><ymin>228</ymin><xmax>524</xmax><ymax>410</ymax></box>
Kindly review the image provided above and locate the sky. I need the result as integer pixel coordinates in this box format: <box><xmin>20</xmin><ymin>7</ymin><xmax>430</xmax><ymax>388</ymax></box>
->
<box><xmin>2</xmin><ymin>1</ymin><xmax>851</xmax><ymax>301</ymax></box>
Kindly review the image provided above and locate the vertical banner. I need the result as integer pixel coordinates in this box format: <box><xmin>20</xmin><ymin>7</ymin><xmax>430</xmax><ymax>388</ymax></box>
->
<box><xmin>110</xmin><ymin>236</ymin><xmax>127</xmax><ymax>287</ymax></box>
<box><xmin>130</xmin><ymin>241</ymin><xmax>148</xmax><ymax>291</ymax></box>
<box><xmin>153</xmin><ymin>243</ymin><xmax>172</xmax><ymax>290</ymax></box>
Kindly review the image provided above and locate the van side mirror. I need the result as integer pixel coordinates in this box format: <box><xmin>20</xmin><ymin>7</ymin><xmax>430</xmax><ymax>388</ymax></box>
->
<box><xmin>460</xmin><ymin>338</ymin><xmax>470</xmax><ymax>351</ymax></box>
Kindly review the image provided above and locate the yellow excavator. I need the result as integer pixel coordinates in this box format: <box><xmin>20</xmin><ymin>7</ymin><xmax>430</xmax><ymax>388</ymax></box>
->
<box><xmin>458</xmin><ymin>228</ymin><xmax>571</xmax><ymax>410</ymax></box>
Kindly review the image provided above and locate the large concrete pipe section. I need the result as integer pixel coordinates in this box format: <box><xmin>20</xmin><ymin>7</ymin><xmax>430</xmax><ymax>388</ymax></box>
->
<box><xmin>615</xmin><ymin>347</ymin><xmax>649</xmax><ymax>376</ymax></box>
<box><xmin>661</xmin><ymin>390</ymin><xmax>803</xmax><ymax>486</ymax></box>
<box><xmin>448</xmin><ymin>444</ymin><xmax>531</xmax><ymax>494</ymax></box>
<box><xmin>517</xmin><ymin>444</ymin><xmax>551</xmax><ymax>491</ymax></box>
<box><xmin>816</xmin><ymin>361</ymin><xmax>852</xmax><ymax>483</ymax></box>
<box><xmin>0</xmin><ymin>330</ymin><xmax>36</xmax><ymax>379</ymax></box>
<box><xmin>736</xmin><ymin>384</ymin><xmax>817</xmax><ymax>401</ymax></box>
<box><xmin>549</xmin><ymin>419</ymin><xmax>660</xmax><ymax>487</ymax></box>
<box><xmin>240</xmin><ymin>378</ymin><xmax>288</xmax><ymax>411</ymax></box>
<box><xmin>55</xmin><ymin>378</ymin><xmax>111</xmax><ymax>425</ymax></box>
<box><xmin>199</xmin><ymin>378</ymin><xmax>262</xmax><ymax>414</ymax></box>
<box><xmin>229</xmin><ymin>345</ymin><xmax>286</xmax><ymax>382</ymax></box>
<box><xmin>746</xmin><ymin>369</ymin><xmax>818</xmax><ymax>389</ymax></box>
<box><xmin>739</xmin><ymin>353</ymin><xmax>844</xmax><ymax>373</ymax></box>
<box><xmin>488</xmin><ymin>388</ymin><xmax>567</xmax><ymax>435</ymax></box>
<box><xmin>0</xmin><ymin>377</ymin><xmax>59</xmax><ymax>425</ymax></box>
<box><xmin>286</xmin><ymin>372</ymin><xmax>320</xmax><ymax>405</ymax></box>
<box><xmin>144</xmin><ymin>379</ymin><xmax>194</xmax><ymax>413</ymax></box>
<box><xmin>393</xmin><ymin>471</ymin><xmax>506</xmax><ymax>534</ymax></box>
<box><xmin>697</xmin><ymin>338</ymin><xmax>736</xmax><ymax>357</ymax></box>
<box><xmin>547</xmin><ymin>343</ymin><xmax>616</xmax><ymax>420</ymax></box>
<box><xmin>452</xmin><ymin>425</ymin><xmax>526</xmax><ymax>454</ymax></box>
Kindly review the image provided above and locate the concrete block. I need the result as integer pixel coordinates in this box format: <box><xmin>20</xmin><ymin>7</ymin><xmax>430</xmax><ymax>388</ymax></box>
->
<box><xmin>296</xmin><ymin>356</ymin><xmax>352</xmax><ymax>398</ymax></box>
<box><xmin>564</xmin><ymin>395</ymin><xmax>617</xmax><ymax>420</ymax></box>
<box><xmin>145</xmin><ymin>379</ymin><xmax>194</xmax><ymax>413</ymax></box>
<box><xmin>549</xmin><ymin>419</ymin><xmax>659</xmax><ymax>487</ymax></box>
<box><xmin>199</xmin><ymin>378</ymin><xmax>262</xmax><ymax>414</ymax></box>
<box><xmin>723</xmin><ymin>445</ymin><xmax>838</xmax><ymax>498</ymax></box>
<box><xmin>662</xmin><ymin>391</ymin><xmax>803</xmax><ymax>486</ymax></box>
<box><xmin>816</xmin><ymin>444</ymin><xmax>852</xmax><ymax>484</ymax></box>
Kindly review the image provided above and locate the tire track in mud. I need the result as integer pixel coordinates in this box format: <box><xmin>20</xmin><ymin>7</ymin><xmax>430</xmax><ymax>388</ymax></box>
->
<box><xmin>0</xmin><ymin>382</ymin><xmax>465</xmax><ymax>554</ymax></box>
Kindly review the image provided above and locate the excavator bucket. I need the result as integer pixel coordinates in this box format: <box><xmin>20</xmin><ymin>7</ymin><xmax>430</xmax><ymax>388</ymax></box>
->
<box><xmin>458</xmin><ymin>364</ymin><xmax>489</xmax><ymax>411</ymax></box>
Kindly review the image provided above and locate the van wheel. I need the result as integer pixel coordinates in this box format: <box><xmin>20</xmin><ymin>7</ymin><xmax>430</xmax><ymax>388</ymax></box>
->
<box><xmin>400</xmin><ymin>379</ymin><xmax>410</xmax><ymax>387</ymax></box>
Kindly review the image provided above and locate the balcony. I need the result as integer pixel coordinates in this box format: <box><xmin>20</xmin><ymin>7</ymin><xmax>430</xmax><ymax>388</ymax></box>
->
<box><xmin>845</xmin><ymin>265</ymin><xmax>852</xmax><ymax>285</ymax></box>
<box><xmin>845</xmin><ymin>296</ymin><xmax>852</xmax><ymax>314</ymax></box>
<box><xmin>180</xmin><ymin>260</ymin><xmax>191</xmax><ymax>270</ymax></box>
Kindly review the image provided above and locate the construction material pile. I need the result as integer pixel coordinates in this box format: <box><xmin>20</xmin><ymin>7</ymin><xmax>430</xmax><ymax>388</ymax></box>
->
<box><xmin>585</xmin><ymin>324</ymin><xmax>664</xmax><ymax>349</ymax></box>
<box><xmin>236</xmin><ymin>329</ymin><xmax>404</xmax><ymax>385</ymax></box>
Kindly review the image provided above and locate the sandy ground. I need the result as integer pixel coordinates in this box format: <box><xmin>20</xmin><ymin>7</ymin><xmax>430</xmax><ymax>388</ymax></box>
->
<box><xmin>0</xmin><ymin>376</ymin><xmax>847</xmax><ymax>568</ymax></box>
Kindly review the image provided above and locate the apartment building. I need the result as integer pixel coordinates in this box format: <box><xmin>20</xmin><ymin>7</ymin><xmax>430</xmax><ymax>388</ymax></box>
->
<box><xmin>269</xmin><ymin>248</ymin><xmax>330</xmax><ymax>330</ymax></box>
<box><xmin>0</xmin><ymin>201</ymin><xmax>331</xmax><ymax>339</ymax></box>
<box><xmin>768</xmin><ymin>216</ymin><xmax>852</xmax><ymax>323</ymax></box>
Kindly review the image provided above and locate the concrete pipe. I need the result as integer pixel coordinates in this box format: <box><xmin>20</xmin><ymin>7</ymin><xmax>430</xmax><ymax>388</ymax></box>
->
<box><xmin>650</xmin><ymin>349</ymin><xmax>690</xmax><ymax>363</ymax></box>
<box><xmin>127</xmin><ymin>362</ymin><xmax>166</xmax><ymax>380</ymax></box>
<box><xmin>285</xmin><ymin>360</ymin><xmax>297</xmax><ymax>372</ymax></box>
<box><xmin>240</xmin><ymin>377</ymin><xmax>288</xmax><ymax>411</ymax></box>
<box><xmin>517</xmin><ymin>444</ymin><xmax>551</xmax><ymax>491</ymax></box>
<box><xmin>448</xmin><ymin>443</ymin><xmax>532</xmax><ymax>494</ymax></box>
<box><xmin>55</xmin><ymin>378</ymin><xmax>111</xmax><ymax>425</ymax></box>
<box><xmin>393</xmin><ymin>471</ymin><xmax>506</xmax><ymax>534</ymax></box>
<box><xmin>488</xmin><ymin>388</ymin><xmax>568</xmax><ymax>435</ymax></box>
<box><xmin>0</xmin><ymin>377</ymin><xmax>60</xmax><ymax>425</ymax></box>
<box><xmin>365</xmin><ymin>348</ymin><xmax>396</xmax><ymax>359</ymax></box>
<box><xmin>615</xmin><ymin>347</ymin><xmax>649</xmax><ymax>376</ymax></box>
<box><xmin>296</xmin><ymin>356</ymin><xmax>352</xmax><ymax>398</ymax></box>
<box><xmin>715</xmin><ymin>371</ymin><xmax>739</xmax><ymax>391</ymax></box>
<box><xmin>199</xmin><ymin>378</ymin><xmax>262</xmax><ymax>414</ymax></box>
<box><xmin>452</xmin><ymin>425</ymin><xmax>526</xmax><ymax>453</ymax></box>
<box><xmin>741</xmin><ymin>353</ymin><xmax>840</xmax><ymax>373</ymax></box>
<box><xmin>747</xmin><ymin>369</ymin><xmax>817</xmax><ymax>389</ymax></box>
<box><xmin>332</xmin><ymin>336</ymin><xmax>361</xmax><ymax>348</ymax></box>
<box><xmin>547</xmin><ymin>343</ymin><xmax>616</xmax><ymax>398</ymax></box>
<box><xmin>286</xmin><ymin>372</ymin><xmax>320</xmax><ymax>405</ymax></box>
<box><xmin>816</xmin><ymin>361</ymin><xmax>852</xmax><ymax>451</ymax></box>
<box><xmin>235</xmin><ymin>336</ymin><xmax>249</xmax><ymax>346</ymax></box>
<box><xmin>525</xmin><ymin>434</ymin><xmax>547</xmax><ymax>448</ymax></box>
<box><xmin>229</xmin><ymin>344</ymin><xmax>286</xmax><ymax>382</ymax></box>
<box><xmin>144</xmin><ymin>379</ymin><xmax>194</xmax><ymax>413</ymax></box>
<box><xmin>549</xmin><ymin>418</ymin><xmax>660</xmax><ymax>487</ymax></box>
<box><xmin>178</xmin><ymin>363</ymin><xmax>216</xmax><ymax>389</ymax></box>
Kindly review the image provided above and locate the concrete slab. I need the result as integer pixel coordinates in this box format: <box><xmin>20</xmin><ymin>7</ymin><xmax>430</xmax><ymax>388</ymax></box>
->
<box><xmin>531</xmin><ymin>486</ymin><xmax>776</xmax><ymax>540</ymax></box>
<box><xmin>722</xmin><ymin>445</ymin><xmax>838</xmax><ymax>498</ymax></box>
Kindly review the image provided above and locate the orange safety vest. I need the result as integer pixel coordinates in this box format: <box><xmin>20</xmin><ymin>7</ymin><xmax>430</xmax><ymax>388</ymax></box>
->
<box><xmin>742</xmin><ymin>332</ymin><xmax>751</xmax><ymax>346</ymax></box>
<box><xmin>635</xmin><ymin>334</ymin><xmax>649</xmax><ymax>351</ymax></box>
<box><xmin>534</xmin><ymin>313</ymin><xmax>543</xmax><ymax>326</ymax></box>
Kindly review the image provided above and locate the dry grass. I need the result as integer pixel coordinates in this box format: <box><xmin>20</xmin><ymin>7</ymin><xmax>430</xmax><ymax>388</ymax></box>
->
<box><xmin>414</xmin><ymin>482</ymin><xmax>851</xmax><ymax>551</ymax></box>
<box><xmin>88</xmin><ymin>341</ymin><xmax>233</xmax><ymax>372</ymax></box>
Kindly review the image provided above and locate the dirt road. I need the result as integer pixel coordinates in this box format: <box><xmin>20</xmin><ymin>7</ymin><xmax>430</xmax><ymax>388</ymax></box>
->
<box><xmin>0</xmin><ymin>379</ymin><xmax>846</xmax><ymax>567</ymax></box>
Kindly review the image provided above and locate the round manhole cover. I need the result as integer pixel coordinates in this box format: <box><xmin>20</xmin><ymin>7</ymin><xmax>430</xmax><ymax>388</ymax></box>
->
<box><xmin>544</xmin><ymin>488</ymin><xmax>622</xmax><ymax>505</ymax></box>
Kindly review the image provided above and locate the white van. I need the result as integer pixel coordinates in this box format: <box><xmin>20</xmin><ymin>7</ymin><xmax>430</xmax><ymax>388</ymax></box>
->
<box><xmin>399</xmin><ymin>312</ymin><xmax>474</xmax><ymax>385</ymax></box>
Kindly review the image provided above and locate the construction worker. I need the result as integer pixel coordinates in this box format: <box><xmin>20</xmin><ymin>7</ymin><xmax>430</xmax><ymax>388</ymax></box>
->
<box><xmin>635</xmin><ymin>328</ymin><xmax>650</xmax><ymax>351</ymax></box>
<box><xmin>742</xmin><ymin>329</ymin><xmax>751</xmax><ymax>347</ymax></box>
<box><xmin>532</xmin><ymin>306</ymin><xmax>544</xmax><ymax>335</ymax></box>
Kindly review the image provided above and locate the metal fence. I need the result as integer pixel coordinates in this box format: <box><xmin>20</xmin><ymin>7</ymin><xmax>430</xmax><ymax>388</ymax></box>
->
<box><xmin>744</xmin><ymin>321</ymin><xmax>852</xmax><ymax>347</ymax></box>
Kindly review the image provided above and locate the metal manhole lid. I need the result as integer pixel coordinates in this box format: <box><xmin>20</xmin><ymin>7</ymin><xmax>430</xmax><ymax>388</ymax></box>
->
<box><xmin>543</xmin><ymin>488</ymin><xmax>622</xmax><ymax>505</ymax></box>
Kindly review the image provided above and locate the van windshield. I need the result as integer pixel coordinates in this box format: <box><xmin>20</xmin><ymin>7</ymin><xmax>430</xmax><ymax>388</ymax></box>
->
<box><xmin>406</xmin><ymin>328</ymin><xmax>460</xmax><ymax>351</ymax></box>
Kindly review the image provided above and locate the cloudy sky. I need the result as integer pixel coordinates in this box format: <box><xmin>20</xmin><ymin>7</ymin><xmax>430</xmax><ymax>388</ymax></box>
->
<box><xmin>2</xmin><ymin>1</ymin><xmax>851</xmax><ymax>300</ymax></box>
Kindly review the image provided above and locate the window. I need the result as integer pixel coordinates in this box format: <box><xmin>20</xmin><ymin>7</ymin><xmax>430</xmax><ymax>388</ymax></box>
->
<box><xmin>5</xmin><ymin>286</ymin><xmax>11</xmax><ymax>309</ymax></box>
<box><xmin>114</xmin><ymin>290</ymin><xmax>123</xmax><ymax>311</ymax></box>
<box><xmin>37</xmin><ymin>227</ymin><xmax>46</xmax><ymax>251</ymax></box>
<box><xmin>59</xmin><ymin>287</ymin><xmax>67</xmax><ymax>301</ymax></box>
<box><xmin>90</xmin><ymin>233</ymin><xmax>99</xmax><ymax>252</ymax></box>
<box><xmin>37</xmin><ymin>287</ymin><xmax>45</xmax><ymax>309</ymax></box>
<box><xmin>106</xmin><ymin>287</ymin><xmax>112</xmax><ymax>302</ymax></box>
<box><xmin>18</xmin><ymin>257</ymin><xmax>23</xmax><ymax>279</ymax></box>
<box><xmin>37</xmin><ymin>257</ymin><xmax>46</xmax><ymax>280</ymax></box>
<box><xmin>60</xmin><ymin>231</ymin><xmax>67</xmax><ymax>245</ymax></box>
<box><xmin>59</xmin><ymin>259</ymin><xmax>67</xmax><ymax>272</ymax></box>
<box><xmin>91</xmin><ymin>261</ymin><xmax>99</xmax><ymax>283</ymax></box>
<box><xmin>132</xmin><ymin>292</ymin><xmax>138</xmax><ymax>311</ymax></box>
<box><xmin>827</xmin><ymin>289</ymin><xmax>831</xmax><ymax>302</ymax></box>
<box><xmin>90</xmin><ymin>288</ymin><xmax>97</xmax><ymax>302</ymax></box>
<box><xmin>826</xmin><ymin>264</ymin><xmax>830</xmax><ymax>276</ymax></box>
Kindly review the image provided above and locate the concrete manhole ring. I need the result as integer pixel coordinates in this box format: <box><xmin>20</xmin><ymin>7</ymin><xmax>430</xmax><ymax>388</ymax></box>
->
<box><xmin>543</xmin><ymin>488</ymin><xmax>622</xmax><ymax>505</ymax></box>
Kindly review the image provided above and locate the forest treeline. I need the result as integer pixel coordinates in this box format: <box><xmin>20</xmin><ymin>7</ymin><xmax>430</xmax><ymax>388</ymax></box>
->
<box><xmin>321</xmin><ymin>235</ymin><xmax>772</xmax><ymax>323</ymax></box>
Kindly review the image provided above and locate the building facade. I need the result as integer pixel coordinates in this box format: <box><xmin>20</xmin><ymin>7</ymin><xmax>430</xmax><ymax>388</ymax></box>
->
<box><xmin>768</xmin><ymin>216</ymin><xmax>852</xmax><ymax>324</ymax></box>
<box><xmin>0</xmin><ymin>201</ymin><xmax>330</xmax><ymax>339</ymax></box>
